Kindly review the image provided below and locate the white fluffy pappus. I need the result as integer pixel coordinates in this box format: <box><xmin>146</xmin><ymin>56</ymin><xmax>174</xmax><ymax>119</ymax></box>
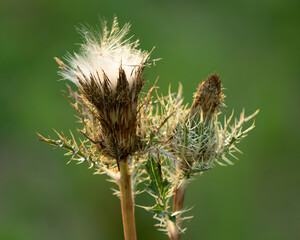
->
<box><xmin>59</xmin><ymin>17</ymin><xmax>150</xmax><ymax>88</ymax></box>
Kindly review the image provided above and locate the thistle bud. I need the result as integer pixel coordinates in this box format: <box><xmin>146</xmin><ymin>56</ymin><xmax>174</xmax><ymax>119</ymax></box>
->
<box><xmin>55</xmin><ymin>17</ymin><xmax>151</xmax><ymax>163</ymax></box>
<box><xmin>168</xmin><ymin>74</ymin><xmax>224</xmax><ymax>175</ymax></box>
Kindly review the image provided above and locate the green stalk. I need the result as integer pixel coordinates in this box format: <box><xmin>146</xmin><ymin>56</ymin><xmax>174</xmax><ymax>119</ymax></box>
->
<box><xmin>119</xmin><ymin>159</ymin><xmax>137</xmax><ymax>240</ymax></box>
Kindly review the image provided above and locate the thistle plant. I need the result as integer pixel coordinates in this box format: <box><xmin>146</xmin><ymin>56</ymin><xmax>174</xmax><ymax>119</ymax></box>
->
<box><xmin>38</xmin><ymin>17</ymin><xmax>258</xmax><ymax>240</ymax></box>
<box><xmin>146</xmin><ymin>74</ymin><xmax>259</xmax><ymax>239</ymax></box>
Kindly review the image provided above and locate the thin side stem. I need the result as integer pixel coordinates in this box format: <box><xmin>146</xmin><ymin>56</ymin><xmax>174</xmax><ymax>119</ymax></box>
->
<box><xmin>168</xmin><ymin>180</ymin><xmax>188</xmax><ymax>240</ymax></box>
<box><xmin>119</xmin><ymin>159</ymin><xmax>137</xmax><ymax>240</ymax></box>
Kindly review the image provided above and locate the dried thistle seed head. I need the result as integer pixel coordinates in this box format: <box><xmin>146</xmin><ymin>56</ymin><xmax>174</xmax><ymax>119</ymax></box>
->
<box><xmin>56</xmin><ymin>17</ymin><xmax>150</xmax><ymax>88</ymax></box>
<box><xmin>77</xmin><ymin>67</ymin><xmax>144</xmax><ymax>161</ymax></box>
<box><xmin>55</xmin><ymin>17</ymin><xmax>153</xmax><ymax>162</ymax></box>
<box><xmin>190</xmin><ymin>73</ymin><xmax>224</xmax><ymax>119</ymax></box>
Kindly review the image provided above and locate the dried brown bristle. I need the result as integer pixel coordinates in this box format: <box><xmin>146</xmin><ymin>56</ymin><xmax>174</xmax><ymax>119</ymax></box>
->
<box><xmin>77</xmin><ymin>66</ymin><xmax>145</xmax><ymax>162</ymax></box>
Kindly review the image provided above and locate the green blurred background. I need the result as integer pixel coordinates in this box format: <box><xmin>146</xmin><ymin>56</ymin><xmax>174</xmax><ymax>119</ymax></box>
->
<box><xmin>1</xmin><ymin>0</ymin><xmax>299</xmax><ymax>239</ymax></box>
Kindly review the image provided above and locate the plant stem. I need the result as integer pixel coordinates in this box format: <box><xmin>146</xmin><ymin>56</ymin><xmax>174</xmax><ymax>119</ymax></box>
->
<box><xmin>168</xmin><ymin>180</ymin><xmax>188</xmax><ymax>240</ymax></box>
<box><xmin>119</xmin><ymin>159</ymin><xmax>137</xmax><ymax>240</ymax></box>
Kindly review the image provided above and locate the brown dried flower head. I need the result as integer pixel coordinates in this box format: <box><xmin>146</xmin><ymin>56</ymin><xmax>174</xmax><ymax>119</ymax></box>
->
<box><xmin>55</xmin><ymin>17</ymin><xmax>152</xmax><ymax>163</ymax></box>
<box><xmin>190</xmin><ymin>73</ymin><xmax>224</xmax><ymax>119</ymax></box>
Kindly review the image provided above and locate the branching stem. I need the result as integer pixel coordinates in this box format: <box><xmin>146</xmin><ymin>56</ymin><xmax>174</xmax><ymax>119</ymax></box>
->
<box><xmin>119</xmin><ymin>159</ymin><xmax>137</xmax><ymax>240</ymax></box>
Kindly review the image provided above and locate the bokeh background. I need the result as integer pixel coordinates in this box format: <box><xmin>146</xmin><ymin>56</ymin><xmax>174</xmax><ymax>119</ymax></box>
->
<box><xmin>1</xmin><ymin>0</ymin><xmax>299</xmax><ymax>239</ymax></box>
